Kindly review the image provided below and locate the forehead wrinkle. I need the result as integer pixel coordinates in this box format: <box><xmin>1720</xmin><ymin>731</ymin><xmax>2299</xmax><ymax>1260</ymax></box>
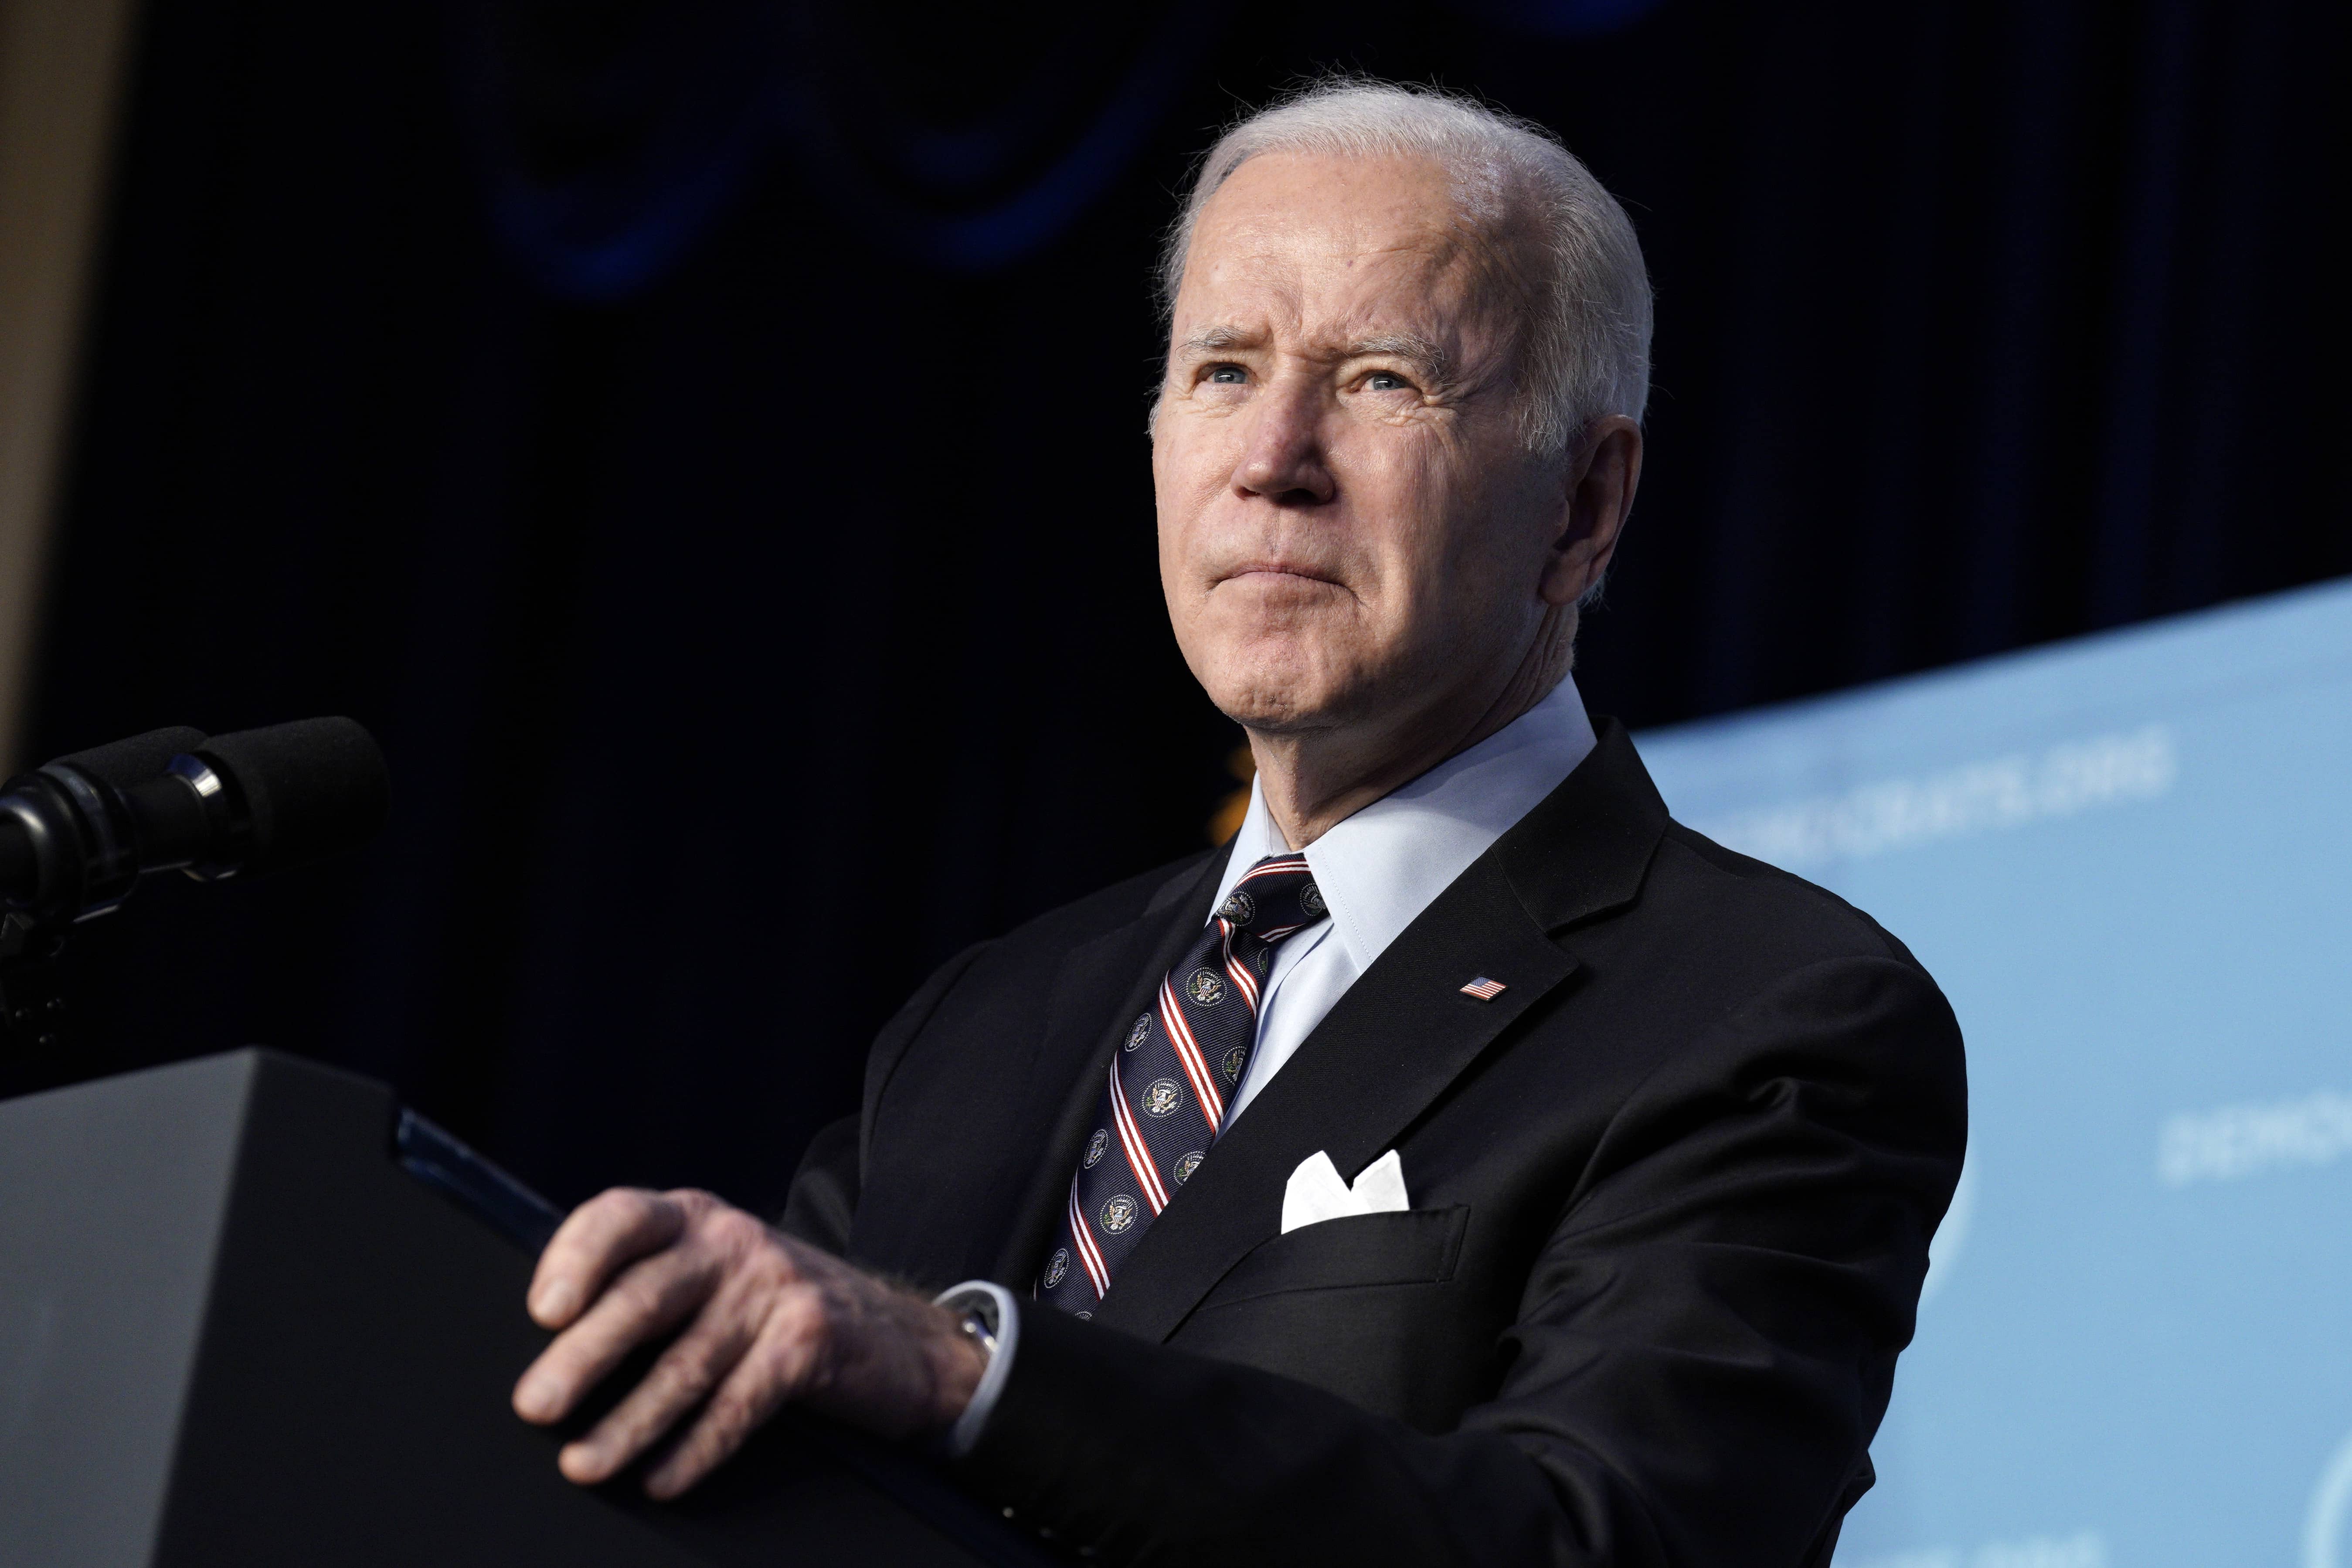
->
<box><xmin>1188</xmin><ymin>150</ymin><xmax>1509</xmax><ymax>294</ymax></box>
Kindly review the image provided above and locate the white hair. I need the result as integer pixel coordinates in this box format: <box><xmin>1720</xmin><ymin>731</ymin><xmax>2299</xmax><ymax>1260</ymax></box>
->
<box><xmin>1159</xmin><ymin>78</ymin><xmax>1653</xmax><ymax>455</ymax></box>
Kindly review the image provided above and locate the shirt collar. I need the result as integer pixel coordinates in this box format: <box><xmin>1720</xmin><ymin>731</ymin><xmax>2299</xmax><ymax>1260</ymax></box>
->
<box><xmin>1212</xmin><ymin>673</ymin><xmax>1598</xmax><ymax>971</ymax></box>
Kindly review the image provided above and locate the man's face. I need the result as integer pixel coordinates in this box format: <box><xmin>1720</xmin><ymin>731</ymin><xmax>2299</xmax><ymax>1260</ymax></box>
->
<box><xmin>1153</xmin><ymin>152</ymin><xmax>1566</xmax><ymax>741</ymax></box>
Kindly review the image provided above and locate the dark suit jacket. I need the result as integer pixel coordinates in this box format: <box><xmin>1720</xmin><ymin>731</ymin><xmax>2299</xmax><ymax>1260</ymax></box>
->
<box><xmin>781</xmin><ymin>718</ymin><xmax>1966</xmax><ymax>1567</ymax></box>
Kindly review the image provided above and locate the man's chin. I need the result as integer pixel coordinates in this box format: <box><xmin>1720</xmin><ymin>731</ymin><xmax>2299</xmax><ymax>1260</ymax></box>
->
<box><xmin>1200</xmin><ymin>667</ymin><xmax>1361</xmax><ymax>737</ymax></box>
<box><xmin>1179</xmin><ymin>615</ymin><xmax>1384</xmax><ymax>732</ymax></box>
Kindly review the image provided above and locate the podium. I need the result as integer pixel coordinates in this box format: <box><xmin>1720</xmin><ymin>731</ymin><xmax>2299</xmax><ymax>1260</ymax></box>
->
<box><xmin>0</xmin><ymin>1050</ymin><xmax>1059</xmax><ymax>1567</ymax></box>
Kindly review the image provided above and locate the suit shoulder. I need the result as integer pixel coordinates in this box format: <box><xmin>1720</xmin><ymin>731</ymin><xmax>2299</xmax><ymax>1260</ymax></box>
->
<box><xmin>1648</xmin><ymin>819</ymin><xmax>1930</xmax><ymax>973</ymax></box>
<box><xmin>1600</xmin><ymin>824</ymin><xmax>1963</xmax><ymax>1118</ymax></box>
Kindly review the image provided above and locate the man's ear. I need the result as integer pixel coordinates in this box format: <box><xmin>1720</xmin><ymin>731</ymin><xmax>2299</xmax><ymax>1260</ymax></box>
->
<box><xmin>1538</xmin><ymin>415</ymin><xmax>1643</xmax><ymax>608</ymax></box>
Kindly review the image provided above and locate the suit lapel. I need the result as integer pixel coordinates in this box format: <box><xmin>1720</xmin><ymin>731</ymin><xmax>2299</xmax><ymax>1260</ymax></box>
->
<box><xmin>986</xmin><ymin>851</ymin><xmax>1227</xmax><ymax>1287</ymax></box>
<box><xmin>1091</xmin><ymin>719</ymin><xmax>1669</xmax><ymax>1342</ymax></box>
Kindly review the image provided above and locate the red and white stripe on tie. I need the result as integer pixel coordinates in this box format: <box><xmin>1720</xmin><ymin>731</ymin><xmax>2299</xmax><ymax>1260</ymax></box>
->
<box><xmin>1158</xmin><ymin>971</ymin><xmax>1227</xmax><ymax>1132</ymax></box>
<box><xmin>1065</xmin><ymin>1174</ymin><xmax>1111</xmax><ymax>1298</ymax></box>
<box><xmin>1219</xmin><ymin>919</ymin><xmax>1261</xmax><ymax>1012</ymax></box>
<box><xmin>1108</xmin><ymin>1054</ymin><xmax>1171</xmax><ymax>1214</ymax></box>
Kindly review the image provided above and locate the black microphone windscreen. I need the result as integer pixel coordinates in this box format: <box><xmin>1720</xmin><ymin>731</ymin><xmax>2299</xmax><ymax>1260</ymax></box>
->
<box><xmin>197</xmin><ymin>717</ymin><xmax>390</xmax><ymax>875</ymax></box>
<box><xmin>47</xmin><ymin>726</ymin><xmax>209</xmax><ymax>790</ymax></box>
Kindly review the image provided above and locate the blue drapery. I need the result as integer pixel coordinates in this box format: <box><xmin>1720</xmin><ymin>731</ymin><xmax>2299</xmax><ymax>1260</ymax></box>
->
<box><xmin>456</xmin><ymin>2</ymin><xmax>1237</xmax><ymax>296</ymax></box>
<box><xmin>456</xmin><ymin>0</ymin><xmax>1665</xmax><ymax>297</ymax></box>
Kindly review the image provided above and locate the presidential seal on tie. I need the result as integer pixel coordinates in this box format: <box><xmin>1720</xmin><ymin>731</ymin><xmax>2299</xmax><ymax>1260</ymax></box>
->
<box><xmin>1084</xmin><ymin>1128</ymin><xmax>1109</xmax><ymax>1168</ymax></box>
<box><xmin>1099</xmin><ymin>1195</ymin><xmax>1139</xmax><ymax>1233</ymax></box>
<box><xmin>1142</xmin><ymin>1078</ymin><xmax>1183</xmax><ymax>1117</ymax></box>
<box><xmin>1186</xmin><ymin>968</ymin><xmax>1227</xmax><ymax>1005</ymax></box>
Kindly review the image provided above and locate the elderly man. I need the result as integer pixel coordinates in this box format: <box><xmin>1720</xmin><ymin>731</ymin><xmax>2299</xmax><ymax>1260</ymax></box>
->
<box><xmin>512</xmin><ymin>81</ymin><xmax>1965</xmax><ymax>1566</ymax></box>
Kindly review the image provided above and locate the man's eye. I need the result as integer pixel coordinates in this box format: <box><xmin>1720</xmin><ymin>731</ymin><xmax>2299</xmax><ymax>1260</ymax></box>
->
<box><xmin>1365</xmin><ymin>371</ymin><xmax>1412</xmax><ymax>392</ymax></box>
<box><xmin>1206</xmin><ymin>366</ymin><xmax>1247</xmax><ymax>384</ymax></box>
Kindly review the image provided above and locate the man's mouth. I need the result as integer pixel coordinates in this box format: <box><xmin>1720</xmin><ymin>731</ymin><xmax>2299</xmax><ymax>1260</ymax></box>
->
<box><xmin>1217</xmin><ymin>561</ymin><xmax>1343</xmax><ymax>589</ymax></box>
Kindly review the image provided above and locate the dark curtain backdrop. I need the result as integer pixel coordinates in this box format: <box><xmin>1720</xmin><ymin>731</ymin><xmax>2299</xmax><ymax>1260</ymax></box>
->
<box><xmin>22</xmin><ymin>0</ymin><xmax>2349</xmax><ymax>1211</ymax></box>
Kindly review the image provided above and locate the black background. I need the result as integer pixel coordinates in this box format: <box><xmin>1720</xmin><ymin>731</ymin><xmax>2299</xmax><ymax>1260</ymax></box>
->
<box><xmin>20</xmin><ymin>0</ymin><xmax>2349</xmax><ymax>1212</ymax></box>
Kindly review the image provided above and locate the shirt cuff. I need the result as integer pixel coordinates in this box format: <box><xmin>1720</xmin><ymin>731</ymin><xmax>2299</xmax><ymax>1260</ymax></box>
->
<box><xmin>931</xmin><ymin>1279</ymin><xmax>1020</xmax><ymax>1459</ymax></box>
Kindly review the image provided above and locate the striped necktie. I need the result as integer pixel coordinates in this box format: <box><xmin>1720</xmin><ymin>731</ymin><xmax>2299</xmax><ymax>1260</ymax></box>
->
<box><xmin>1038</xmin><ymin>854</ymin><xmax>1328</xmax><ymax>1314</ymax></box>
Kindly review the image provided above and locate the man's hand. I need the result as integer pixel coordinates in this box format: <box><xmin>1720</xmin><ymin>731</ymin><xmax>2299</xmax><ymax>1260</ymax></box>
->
<box><xmin>510</xmin><ymin>1187</ymin><xmax>988</xmax><ymax>1498</ymax></box>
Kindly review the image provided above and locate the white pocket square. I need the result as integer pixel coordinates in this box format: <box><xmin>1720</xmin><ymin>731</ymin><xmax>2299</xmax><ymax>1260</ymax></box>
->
<box><xmin>1281</xmin><ymin>1149</ymin><xmax>1410</xmax><ymax>1234</ymax></box>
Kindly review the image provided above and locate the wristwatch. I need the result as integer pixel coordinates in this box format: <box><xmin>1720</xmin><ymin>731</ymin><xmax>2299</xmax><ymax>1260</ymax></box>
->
<box><xmin>931</xmin><ymin>1280</ymin><xmax>1019</xmax><ymax>1458</ymax></box>
<box><xmin>954</xmin><ymin>1304</ymin><xmax>999</xmax><ymax>1358</ymax></box>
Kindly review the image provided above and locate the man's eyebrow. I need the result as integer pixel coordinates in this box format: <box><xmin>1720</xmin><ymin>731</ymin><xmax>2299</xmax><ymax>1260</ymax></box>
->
<box><xmin>1172</xmin><ymin>327</ymin><xmax>1456</xmax><ymax>382</ymax></box>
<box><xmin>1174</xmin><ymin>325</ymin><xmax>1257</xmax><ymax>356</ymax></box>
<box><xmin>1347</xmin><ymin>333</ymin><xmax>1453</xmax><ymax>381</ymax></box>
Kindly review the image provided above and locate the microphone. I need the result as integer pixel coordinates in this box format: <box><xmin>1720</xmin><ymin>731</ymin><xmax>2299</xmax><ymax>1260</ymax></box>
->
<box><xmin>0</xmin><ymin>718</ymin><xmax>391</xmax><ymax>926</ymax></box>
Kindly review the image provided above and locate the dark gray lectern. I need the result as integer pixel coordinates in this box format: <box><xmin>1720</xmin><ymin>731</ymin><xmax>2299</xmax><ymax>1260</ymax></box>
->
<box><xmin>0</xmin><ymin>1050</ymin><xmax>1057</xmax><ymax>1567</ymax></box>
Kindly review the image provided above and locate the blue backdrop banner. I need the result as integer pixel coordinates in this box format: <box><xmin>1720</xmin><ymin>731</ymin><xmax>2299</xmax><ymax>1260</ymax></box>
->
<box><xmin>1635</xmin><ymin>576</ymin><xmax>2352</xmax><ymax>1568</ymax></box>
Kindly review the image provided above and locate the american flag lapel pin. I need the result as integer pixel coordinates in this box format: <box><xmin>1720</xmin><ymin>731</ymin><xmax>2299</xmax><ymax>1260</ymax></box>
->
<box><xmin>1459</xmin><ymin>976</ymin><xmax>1506</xmax><ymax>1001</ymax></box>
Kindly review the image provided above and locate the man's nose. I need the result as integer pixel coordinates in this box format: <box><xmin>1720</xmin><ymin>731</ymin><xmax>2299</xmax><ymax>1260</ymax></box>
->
<box><xmin>1232</xmin><ymin>381</ymin><xmax>1336</xmax><ymax>506</ymax></box>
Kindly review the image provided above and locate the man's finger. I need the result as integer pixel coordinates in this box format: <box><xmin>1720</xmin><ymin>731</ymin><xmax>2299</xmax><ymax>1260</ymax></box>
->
<box><xmin>557</xmin><ymin>1307</ymin><xmax>758</xmax><ymax>1486</ymax></box>
<box><xmin>527</xmin><ymin>1188</ymin><xmax>690</xmax><ymax>1329</ymax></box>
<box><xmin>513</xmin><ymin>1243</ymin><xmax>715</xmax><ymax>1426</ymax></box>
<box><xmin>641</xmin><ymin>1289</ymin><xmax>827</xmax><ymax>1500</ymax></box>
